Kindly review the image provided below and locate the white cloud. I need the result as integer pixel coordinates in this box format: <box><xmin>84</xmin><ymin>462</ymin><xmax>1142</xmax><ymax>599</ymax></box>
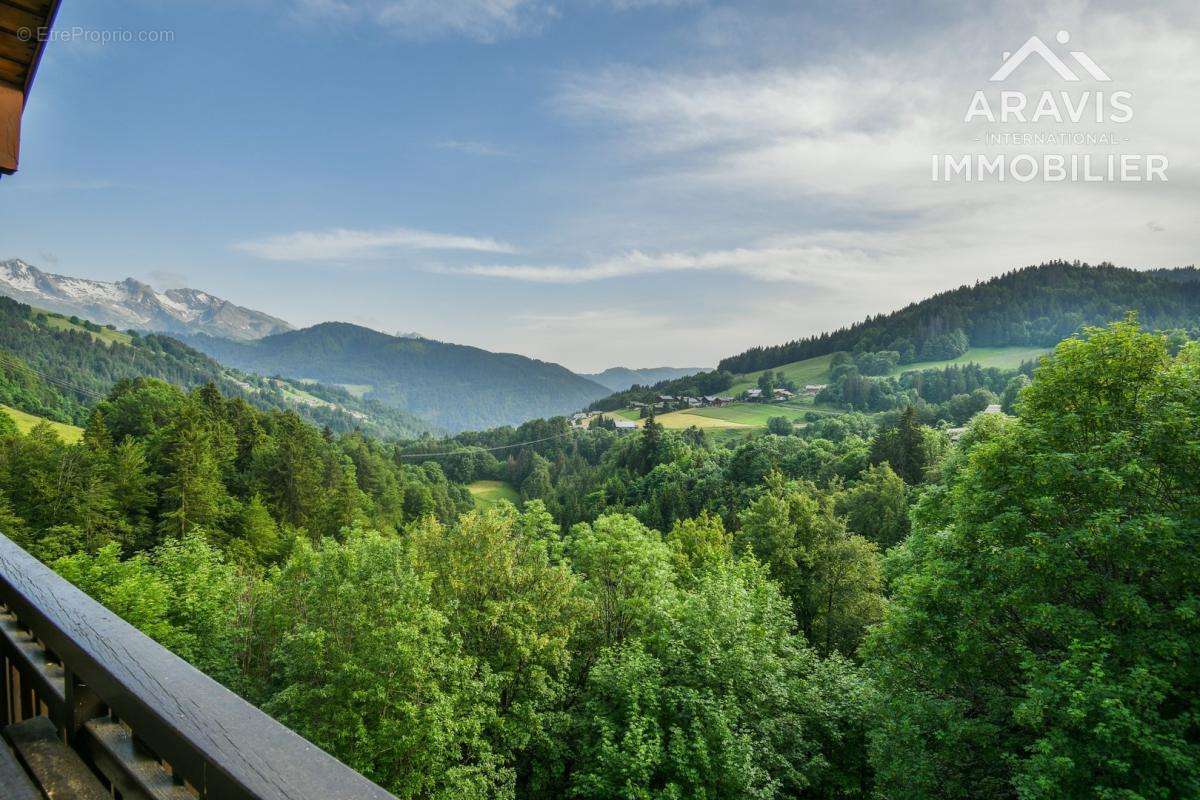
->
<box><xmin>235</xmin><ymin>227</ymin><xmax>517</xmax><ymax>261</ymax></box>
<box><xmin>541</xmin><ymin>3</ymin><xmax>1200</xmax><ymax>288</ymax></box>
<box><xmin>515</xmin><ymin>308</ymin><xmax>672</xmax><ymax>332</ymax></box>
<box><xmin>445</xmin><ymin>240</ymin><xmax>884</xmax><ymax>284</ymax></box>
<box><xmin>252</xmin><ymin>2</ymin><xmax>1200</xmax><ymax>369</ymax></box>
<box><xmin>288</xmin><ymin>0</ymin><xmax>554</xmax><ymax>41</ymax></box>
<box><xmin>287</xmin><ymin>0</ymin><xmax>697</xmax><ymax>41</ymax></box>
<box><xmin>146</xmin><ymin>269</ymin><xmax>190</xmax><ymax>289</ymax></box>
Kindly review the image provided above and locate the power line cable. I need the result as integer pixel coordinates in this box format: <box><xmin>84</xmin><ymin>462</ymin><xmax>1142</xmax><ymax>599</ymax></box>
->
<box><xmin>394</xmin><ymin>430</ymin><xmax>580</xmax><ymax>459</ymax></box>
<box><xmin>0</xmin><ymin>352</ymin><xmax>109</xmax><ymax>401</ymax></box>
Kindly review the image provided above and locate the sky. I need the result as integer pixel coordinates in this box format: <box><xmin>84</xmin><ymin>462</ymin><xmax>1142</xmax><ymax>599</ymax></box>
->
<box><xmin>2</xmin><ymin>0</ymin><xmax>1198</xmax><ymax>372</ymax></box>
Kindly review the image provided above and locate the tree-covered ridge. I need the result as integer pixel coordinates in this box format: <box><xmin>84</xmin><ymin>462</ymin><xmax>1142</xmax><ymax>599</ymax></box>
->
<box><xmin>581</xmin><ymin>365</ymin><xmax>708</xmax><ymax>392</ymax></box>
<box><xmin>718</xmin><ymin>261</ymin><xmax>1200</xmax><ymax>374</ymax></box>
<box><xmin>182</xmin><ymin>322</ymin><xmax>612</xmax><ymax>433</ymax></box>
<box><xmin>0</xmin><ymin>297</ymin><xmax>432</xmax><ymax>439</ymax></box>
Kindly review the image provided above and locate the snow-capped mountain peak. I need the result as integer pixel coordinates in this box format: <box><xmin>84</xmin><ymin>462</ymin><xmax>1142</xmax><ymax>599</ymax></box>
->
<box><xmin>0</xmin><ymin>259</ymin><xmax>292</xmax><ymax>340</ymax></box>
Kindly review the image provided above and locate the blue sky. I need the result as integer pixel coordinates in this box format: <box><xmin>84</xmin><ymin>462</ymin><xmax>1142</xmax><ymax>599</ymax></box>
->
<box><xmin>3</xmin><ymin>0</ymin><xmax>1198</xmax><ymax>371</ymax></box>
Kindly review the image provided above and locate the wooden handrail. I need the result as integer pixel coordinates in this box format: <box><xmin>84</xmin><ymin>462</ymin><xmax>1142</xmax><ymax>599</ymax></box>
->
<box><xmin>0</xmin><ymin>532</ymin><xmax>398</xmax><ymax>800</ymax></box>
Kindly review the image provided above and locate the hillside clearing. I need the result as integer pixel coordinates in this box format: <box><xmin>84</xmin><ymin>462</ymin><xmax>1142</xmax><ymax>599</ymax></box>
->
<box><xmin>638</xmin><ymin>411</ymin><xmax>753</xmax><ymax>429</ymax></box>
<box><xmin>35</xmin><ymin>308</ymin><xmax>133</xmax><ymax>346</ymax></box>
<box><xmin>468</xmin><ymin>480</ymin><xmax>520</xmax><ymax>509</ymax></box>
<box><xmin>728</xmin><ymin>346</ymin><xmax>1048</xmax><ymax>395</ymax></box>
<box><xmin>686</xmin><ymin>403</ymin><xmax>822</xmax><ymax>427</ymax></box>
<box><xmin>728</xmin><ymin>353</ymin><xmax>836</xmax><ymax>396</ymax></box>
<box><xmin>2</xmin><ymin>405</ymin><xmax>84</xmax><ymax>443</ymax></box>
<box><xmin>607</xmin><ymin>345</ymin><xmax>1041</xmax><ymax>434</ymax></box>
<box><xmin>887</xmin><ymin>346</ymin><xmax>1050</xmax><ymax>375</ymax></box>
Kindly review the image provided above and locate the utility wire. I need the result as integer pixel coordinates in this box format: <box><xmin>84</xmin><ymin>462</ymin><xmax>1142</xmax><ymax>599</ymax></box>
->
<box><xmin>394</xmin><ymin>430</ymin><xmax>581</xmax><ymax>459</ymax></box>
<box><xmin>0</xmin><ymin>351</ymin><xmax>109</xmax><ymax>401</ymax></box>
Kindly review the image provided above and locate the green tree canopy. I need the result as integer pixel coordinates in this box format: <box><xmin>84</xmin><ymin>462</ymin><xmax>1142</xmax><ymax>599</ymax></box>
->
<box><xmin>866</xmin><ymin>320</ymin><xmax>1200</xmax><ymax>799</ymax></box>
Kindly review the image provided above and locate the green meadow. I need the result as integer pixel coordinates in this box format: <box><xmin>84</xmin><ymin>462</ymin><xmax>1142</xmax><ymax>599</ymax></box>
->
<box><xmin>2</xmin><ymin>405</ymin><xmax>84</xmax><ymax>443</ymax></box>
<box><xmin>36</xmin><ymin>309</ymin><xmax>133</xmax><ymax>346</ymax></box>
<box><xmin>624</xmin><ymin>346</ymin><xmax>1046</xmax><ymax>435</ymax></box>
<box><xmin>468</xmin><ymin>480</ymin><xmax>521</xmax><ymax>509</ymax></box>
<box><xmin>728</xmin><ymin>346</ymin><xmax>1049</xmax><ymax>396</ymax></box>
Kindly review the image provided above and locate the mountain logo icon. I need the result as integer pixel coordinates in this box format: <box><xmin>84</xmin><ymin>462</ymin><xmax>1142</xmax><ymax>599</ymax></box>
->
<box><xmin>989</xmin><ymin>30</ymin><xmax>1110</xmax><ymax>82</ymax></box>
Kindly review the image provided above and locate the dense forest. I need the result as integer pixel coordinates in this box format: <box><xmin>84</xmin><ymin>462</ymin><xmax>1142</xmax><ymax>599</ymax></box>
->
<box><xmin>2</xmin><ymin>317</ymin><xmax>1196</xmax><ymax>799</ymax></box>
<box><xmin>718</xmin><ymin>261</ymin><xmax>1200</xmax><ymax>373</ymax></box>
<box><xmin>182</xmin><ymin>322</ymin><xmax>611</xmax><ymax>432</ymax></box>
<box><xmin>0</xmin><ymin>297</ymin><xmax>432</xmax><ymax>439</ymax></box>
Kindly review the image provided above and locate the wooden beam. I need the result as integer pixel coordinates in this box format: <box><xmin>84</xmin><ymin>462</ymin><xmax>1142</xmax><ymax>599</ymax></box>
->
<box><xmin>21</xmin><ymin>0</ymin><xmax>59</xmax><ymax>97</ymax></box>
<box><xmin>0</xmin><ymin>82</ymin><xmax>20</xmax><ymax>173</ymax></box>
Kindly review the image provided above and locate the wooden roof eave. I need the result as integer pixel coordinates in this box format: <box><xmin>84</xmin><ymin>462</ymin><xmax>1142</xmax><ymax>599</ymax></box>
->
<box><xmin>0</xmin><ymin>0</ymin><xmax>61</xmax><ymax>177</ymax></box>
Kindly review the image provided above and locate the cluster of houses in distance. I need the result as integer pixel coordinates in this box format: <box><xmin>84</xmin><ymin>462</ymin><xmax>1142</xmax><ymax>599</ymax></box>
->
<box><xmin>572</xmin><ymin>391</ymin><xmax>1005</xmax><ymax>436</ymax></box>
<box><xmin>570</xmin><ymin>382</ymin><xmax>833</xmax><ymax>431</ymax></box>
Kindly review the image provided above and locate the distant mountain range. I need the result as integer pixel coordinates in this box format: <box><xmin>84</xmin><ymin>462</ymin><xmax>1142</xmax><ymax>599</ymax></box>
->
<box><xmin>0</xmin><ymin>259</ymin><xmax>292</xmax><ymax>340</ymax></box>
<box><xmin>0</xmin><ymin>296</ymin><xmax>431</xmax><ymax>439</ymax></box>
<box><xmin>182</xmin><ymin>323</ymin><xmax>611</xmax><ymax>433</ymax></box>
<box><xmin>0</xmin><ymin>260</ymin><xmax>621</xmax><ymax>432</ymax></box>
<box><xmin>581</xmin><ymin>366</ymin><xmax>707</xmax><ymax>392</ymax></box>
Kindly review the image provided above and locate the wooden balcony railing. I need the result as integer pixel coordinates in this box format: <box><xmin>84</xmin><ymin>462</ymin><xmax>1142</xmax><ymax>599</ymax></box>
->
<box><xmin>0</xmin><ymin>532</ymin><xmax>399</xmax><ymax>800</ymax></box>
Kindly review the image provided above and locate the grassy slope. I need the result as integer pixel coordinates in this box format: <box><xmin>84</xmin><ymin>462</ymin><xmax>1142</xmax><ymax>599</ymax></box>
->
<box><xmin>337</xmin><ymin>384</ymin><xmax>373</xmax><ymax>399</ymax></box>
<box><xmin>1</xmin><ymin>405</ymin><xmax>84</xmax><ymax>443</ymax></box>
<box><xmin>36</xmin><ymin>309</ymin><xmax>134</xmax><ymax>346</ymax></box>
<box><xmin>728</xmin><ymin>346</ymin><xmax>1047</xmax><ymax>395</ymax></box>
<box><xmin>687</xmin><ymin>402</ymin><xmax>822</xmax><ymax>426</ymax></box>
<box><xmin>643</xmin><ymin>401</ymin><xmax>843</xmax><ymax>430</ymax></box>
<box><xmin>885</xmin><ymin>345</ymin><xmax>1050</xmax><ymax>375</ymax></box>
<box><xmin>727</xmin><ymin>353</ymin><xmax>837</xmax><ymax>396</ymax></box>
<box><xmin>468</xmin><ymin>480</ymin><xmax>521</xmax><ymax>509</ymax></box>
<box><xmin>641</xmin><ymin>411</ymin><xmax>754</xmax><ymax>429</ymax></box>
<box><xmin>632</xmin><ymin>346</ymin><xmax>1046</xmax><ymax>433</ymax></box>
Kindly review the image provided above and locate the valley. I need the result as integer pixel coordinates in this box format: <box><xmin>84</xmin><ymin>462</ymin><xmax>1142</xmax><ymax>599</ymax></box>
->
<box><xmin>182</xmin><ymin>322</ymin><xmax>610</xmax><ymax>432</ymax></box>
<box><xmin>0</xmin><ymin>260</ymin><xmax>1195</xmax><ymax>800</ymax></box>
<box><xmin>0</xmin><ymin>295</ymin><xmax>432</xmax><ymax>439</ymax></box>
<box><xmin>5</xmin><ymin>3</ymin><xmax>1196</xmax><ymax>795</ymax></box>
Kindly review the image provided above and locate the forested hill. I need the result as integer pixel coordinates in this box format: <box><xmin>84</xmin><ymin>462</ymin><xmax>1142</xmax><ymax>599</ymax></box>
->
<box><xmin>182</xmin><ymin>322</ymin><xmax>611</xmax><ymax>433</ymax></box>
<box><xmin>581</xmin><ymin>366</ymin><xmax>708</xmax><ymax>392</ymax></box>
<box><xmin>719</xmin><ymin>261</ymin><xmax>1200</xmax><ymax>374</ymax></box>
<box><xmin>0</xmin><ymin>297</ymin><xmax>431</xmax><ymax>439</ymax></box>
